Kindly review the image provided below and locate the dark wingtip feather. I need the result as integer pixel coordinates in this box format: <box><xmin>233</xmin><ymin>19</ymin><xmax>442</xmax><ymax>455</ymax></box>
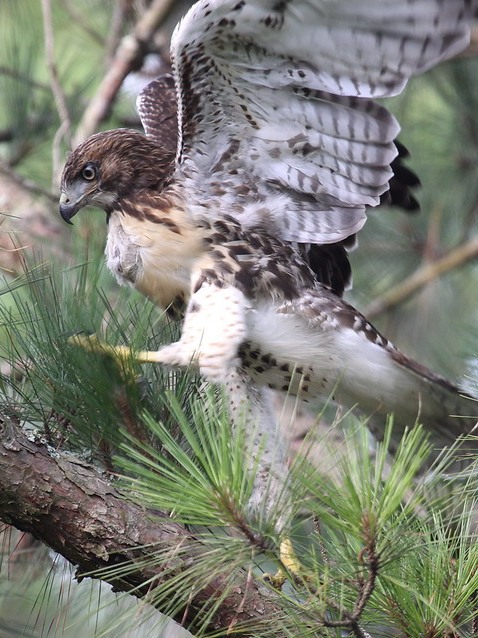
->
<box><xmin>382</xmin><ymin>139</ymin><xmax>421</xmax><ymax>213</ymax></box>
<box><xmin>303</xmin><ymin>241</ymin><xmax>352</xmax><ymax>297</ymax></box>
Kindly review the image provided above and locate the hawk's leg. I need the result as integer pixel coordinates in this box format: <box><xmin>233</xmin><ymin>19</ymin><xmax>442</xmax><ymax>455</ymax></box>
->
<box><xmin>150</xmin><ymin>283</ymin><xmax>250</xmax><ymax>380</ymax></box>
<box><xmin>224</xmin><ymin>368</ymin><xmax>306</xmax><ymax>587</ymax></box>
<box><xmin>265</xmin><ymin>538</ymin><xmax>306</xmax><ymax>589</ymax></box>
<box><xmin>224</xmin><ymin>367</ymin><xmax>290</xmax><ymax>520</ymax></box>
<box><xmin>70</xmin><ymin>283</ymin><xmax>250</xmax><ymax>379</ymax></box>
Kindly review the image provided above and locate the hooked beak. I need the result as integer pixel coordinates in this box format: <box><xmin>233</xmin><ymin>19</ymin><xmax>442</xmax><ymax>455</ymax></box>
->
<box><xmin>59</xmin><ymin>191</ymin><xmax>80</xmax><ymax>225</ymax></box>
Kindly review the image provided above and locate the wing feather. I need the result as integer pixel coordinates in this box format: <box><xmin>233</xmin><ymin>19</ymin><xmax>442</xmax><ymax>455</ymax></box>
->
<box><xmin>136</xmin><ymin>74</ymin><xmax>178</xmax><ymax>153</ymax></box>
<box><xmin>168</xmin><ymin>0</ymin><xmax>475</xmax><ymax>244</ymax></box>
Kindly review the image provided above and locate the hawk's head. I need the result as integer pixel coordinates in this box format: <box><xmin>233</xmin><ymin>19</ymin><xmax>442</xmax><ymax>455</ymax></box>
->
<box><xmin>59</xmin><ymin>129</ymin><xmax>175</xmax><ymax>223</ymax></box>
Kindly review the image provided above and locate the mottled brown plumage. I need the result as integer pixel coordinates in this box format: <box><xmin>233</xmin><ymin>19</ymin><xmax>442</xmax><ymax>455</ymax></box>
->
<box><xmin>136</xmin><ymin>75</ymin><xmax>422</xmax><ymax>296</ymax></box>
<box><xmin>60</xmin><ymin>129</ymin><xmax>175</xmax><ymax>213</ymax></box>
<box><xmin>59</xmin><ymin>121</ymin><xmax>478</xmax><ymax>464</ymax></box>
<box><xmin>60</xmin><ymin>0</ymin><xmax>478</xmax><ymax>523</ymax></box>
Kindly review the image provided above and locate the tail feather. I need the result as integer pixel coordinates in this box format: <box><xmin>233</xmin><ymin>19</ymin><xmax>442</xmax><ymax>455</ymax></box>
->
<box><xmin>243</xmin><ymin>291</ymin><xmax>478</xmax><ymax>461</ymax></box>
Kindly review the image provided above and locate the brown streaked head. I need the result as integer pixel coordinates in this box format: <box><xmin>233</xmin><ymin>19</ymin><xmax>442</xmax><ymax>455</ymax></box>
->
<box><xmin>59</xmin><ymin>128</ymin><xmax>175</xmax><ymax>224</ymax></box>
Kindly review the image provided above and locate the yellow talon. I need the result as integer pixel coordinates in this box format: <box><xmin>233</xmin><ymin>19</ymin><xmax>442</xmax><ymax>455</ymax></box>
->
<box><xmin>68</xmin><ymin>334</ymin><xmax>163</xmax><ymax>365</ymax></box>
<box><xmin>68</xmin><ymin>334</ymin><xmax>130</xmax><ymax>358</ymax></box>
<box><xmin>280</xmin><ymin>537</ymin><xmax>302</xmax><ymax>574</ymax></box>
<box><xmin>264</xmin><ymin>537</ymin><xmax>305</xmax><ymax>589</ymax></box>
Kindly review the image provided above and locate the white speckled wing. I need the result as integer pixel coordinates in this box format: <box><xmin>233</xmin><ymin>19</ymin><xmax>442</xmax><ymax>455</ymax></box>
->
<box><xmin>169</xmin><ymin>0</ymin><xmax>476</xmax><ymax>243</ymax></box>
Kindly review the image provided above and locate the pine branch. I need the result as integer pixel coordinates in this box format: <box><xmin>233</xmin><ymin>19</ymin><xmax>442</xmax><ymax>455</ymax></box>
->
<box><xmin>365</xmin><ymin>235</ymin><xmax>478</xmax><ymax>319</ymax></box>
<box><xmin>40</xmin><ymin>0</ymin><xmax>73</xmax><ymax>188</ymax></box>
<box><xmin>0</xmin><ymin>413</ymin><xmax>284</xmax><ymax>637</ymax></box>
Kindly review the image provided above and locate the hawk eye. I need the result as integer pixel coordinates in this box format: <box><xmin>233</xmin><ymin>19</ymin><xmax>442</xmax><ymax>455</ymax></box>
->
<box><xmin>81</xmin><ymin>163</ymin><xmax>97</xmax><ymax>181</ymax></box>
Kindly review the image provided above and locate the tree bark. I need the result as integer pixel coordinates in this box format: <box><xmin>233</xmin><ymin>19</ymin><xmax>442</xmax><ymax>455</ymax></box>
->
<box><xmin>0</xmin><ymin>414</ymin><xmax>284</xmax><ymax>637</ymax></box>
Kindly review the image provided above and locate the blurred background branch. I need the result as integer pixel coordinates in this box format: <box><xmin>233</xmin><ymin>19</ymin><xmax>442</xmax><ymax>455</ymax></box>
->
<box><xmin>73</xmin><ymin>0</ymin><xmax>177</xmax><ymax>146</ymax></box>
<box><xmin>40</xmin><ymin>0</ymin><xmax>73</xmax><ymax>186</ymax></box>
<box><xmin>365</xmin><ymin>234</ymin><xmax>478</xmax><ymax>319</ymax></box>
<box><xmin>0</xmin><ymin>159</ymin><xmax>57</xmax><ymax>203</ymax></box>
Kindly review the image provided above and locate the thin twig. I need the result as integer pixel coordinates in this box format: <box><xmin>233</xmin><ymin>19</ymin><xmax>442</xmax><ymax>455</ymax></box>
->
<box><xmin>352</xmin><ymin>542</ymin><xmax>379</xmax><ymax>620</ymax></box>
<box><xmin>219</xmin><ymin>490</ymin><xmax>269</xmax><ymax>552</ymax></box>
<box><xmin>40</xmin><ymin>0</ymin><xmax>72</xmax><ymax>186</ymax></box>
<box><xmin>0</xmin><ymin>160</ymin><xmax>58</xmax><ymax>203</ymax></box>
<box><xmin>365</xmin><ymin>235</ymin><xmax>478</xmax><ymax>319</ymax></box>
<box><xmin>348</xmin><ymin>620</ymin><xmax>373</xmax><ymax>638</ymax></box>
<box><xmin>51</xmin><ymin>120</ymin><xmax>71</xmax><ymax>190</ymax></box>
<box><xmin>0</xmin><ymin>66</ymin><xmax>52</xmax><ymax>92</ymax></box>
<box><xmin>61</xmin><ymin>0</ymin><xmax>105</xmax><ymax>47</ymax></box>
<box><xmin>313</xmin><ymin>516</ymin><xmax>330</xmax><ymax>568</ymax></box>
<box><xmin>471</xmin><ymin>587</ymin><xmax>478</xmax><ymax>635</ymax></box>
<box><xmin>113</xmin><ymin>384</ymin><xmax>151</xmax><ymax>451</ymax></box>
<box><xmin>319</xmin><ymin>518</ymin><xmax>379</xmax><ymax>635</ymax></box>
<box><xmin>73</xmin><ymin>0</ymin><xmax>176</xmax><ymax>146</ymax></box>
<box><xmin>227</xmin><ymin>567</ymin><xmax>254</xmax><ymax>634</ymax></box>
<box><xmin>104</xmin><ymin>0</ymin><xmax>132</xmax><ymax>66</ymax></box>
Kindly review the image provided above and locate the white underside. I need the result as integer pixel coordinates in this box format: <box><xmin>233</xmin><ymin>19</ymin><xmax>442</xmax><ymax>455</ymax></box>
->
<box><xmin>246</xmin><ymin>305</ymin><xmax>456</xmax><ymax>429</ymax></box>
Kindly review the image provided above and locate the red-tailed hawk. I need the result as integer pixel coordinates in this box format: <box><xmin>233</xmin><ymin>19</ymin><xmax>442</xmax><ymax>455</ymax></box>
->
<box><xmin>60</xmin><ymin>0</ymin><xmax>478</xmax><ymax>518</ymax></box>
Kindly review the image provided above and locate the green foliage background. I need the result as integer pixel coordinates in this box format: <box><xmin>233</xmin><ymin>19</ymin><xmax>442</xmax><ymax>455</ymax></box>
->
<box><xmin>0</xmin><ymin>1</ymin><xmax>478</xmax><ymax>637</ymax></box>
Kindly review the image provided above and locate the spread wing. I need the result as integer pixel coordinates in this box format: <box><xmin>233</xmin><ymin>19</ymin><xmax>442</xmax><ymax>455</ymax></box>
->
<box><xmin>136</xmin><ymin>78</ymin><xmax>419</xmax><ymax>297</ymax></box>
<box><xmin>166</xmin><ymin>0</ymin><xmax>475</xmax><ymax>245</ymax></box>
